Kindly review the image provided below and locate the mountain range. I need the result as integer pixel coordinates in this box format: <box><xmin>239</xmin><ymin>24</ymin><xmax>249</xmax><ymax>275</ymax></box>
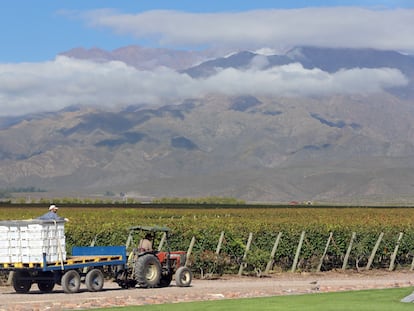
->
<box><xmin>1</xmin><ymin>46</ymin><xmax>414</xmax><ymax>204</ymax></box>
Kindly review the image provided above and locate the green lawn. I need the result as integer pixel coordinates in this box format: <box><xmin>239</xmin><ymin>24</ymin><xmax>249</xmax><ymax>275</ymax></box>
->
<box><xmin>94</xmin><ymin>287</ymin><xmax>414</xmax><ymax>311</ymax></box>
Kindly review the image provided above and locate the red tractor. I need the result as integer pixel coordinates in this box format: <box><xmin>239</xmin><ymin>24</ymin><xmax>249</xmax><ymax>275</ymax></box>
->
<box><xmin>115</xmin><ymin>225</ymin><xmax>192</xmax><ymax>288</ymax></box>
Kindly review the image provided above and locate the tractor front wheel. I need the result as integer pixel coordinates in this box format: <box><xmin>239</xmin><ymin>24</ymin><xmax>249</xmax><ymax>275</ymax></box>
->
<box><xmin>175</xmin><ymin>266</ymin><xmax>192</xmax><ymax>287</ymax></box>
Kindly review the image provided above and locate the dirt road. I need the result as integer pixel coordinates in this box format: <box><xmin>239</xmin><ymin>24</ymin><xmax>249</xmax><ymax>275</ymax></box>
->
<box><xmin>0</xmin><ymin>271</ymin><xmax>413</xmax><ymax>310</ymax></box>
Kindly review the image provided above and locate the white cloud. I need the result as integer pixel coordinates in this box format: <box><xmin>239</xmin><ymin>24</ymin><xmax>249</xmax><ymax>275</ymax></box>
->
<box><xmin>82</xmin><ymin>7</ymin><xmax>414</xmax><ymax>53</ymax></box>
<box><xmin>196</xmin><ymin>63</ymin><xmax>408</xmax><ymax>97</ymax></box>
<box><xmin>0</xmin><ymin>57</ymin><xmax>408</xmax><ymax>116</ymax></box>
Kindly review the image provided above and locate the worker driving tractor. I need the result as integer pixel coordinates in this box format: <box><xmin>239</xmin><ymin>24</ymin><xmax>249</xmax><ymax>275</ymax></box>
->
<box><xmin>138</xmin><ymin>233</ymin><xmax>153</xmax><ymax>253</ymax></box>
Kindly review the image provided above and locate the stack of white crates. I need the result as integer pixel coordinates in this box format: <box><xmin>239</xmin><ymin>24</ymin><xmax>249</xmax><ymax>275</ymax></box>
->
<box><xmin>0</xmin><ymin>219</ymin><xmax>66</xmax><ymax>264</ymax></box>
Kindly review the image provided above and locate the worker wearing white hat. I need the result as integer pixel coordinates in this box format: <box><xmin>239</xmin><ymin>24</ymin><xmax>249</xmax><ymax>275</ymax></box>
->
<box><xmin>38</xmin><ymin>204</ymin><xmax>68</xmax><ymax>221</ymax></box>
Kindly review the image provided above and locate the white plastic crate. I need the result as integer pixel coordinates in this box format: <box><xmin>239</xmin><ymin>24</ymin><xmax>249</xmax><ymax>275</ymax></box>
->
<box><xmin>47</xmin><ymin>229</ymin><xmax>65</xmax><ymax>239</ymax></box>
<box><xmin>21</xmin><ymin>254</ymin><xmax>44</xmax><ymax>263</ymax></box>
<box><xmin>0</xmin><ymin>255</ymin><xmax>10</xmax><ymax>262</ymax></box>
<box><xmin>47</xmin><ymin>252</ymin><xmax>66</xmax><ymax>263</ymax></box>
<box><xmin>8</xmin><ymin>246</ymin><xmax>21</xmax><ymax>254</ymax></box>
<box><xmin>26</xmin><ymin>230</ymin><xmax>49</xmax><ymax>240</ymax></box>
<box><xmin>48</xmin><ymin>238</ymin><xmax>66</xmax><ymax>247</ymax></box>
<box><xmin>20</xmin><ymin>239</ymin><xmax>49</xmax><ymax>248</ymax></box>
<box><xmin>0</xmin><ymin>240</ymin><xmax>9</xmax><ymax>247</ymax></box>
<box><xmin>10</xmin><ymin>254</ymin><xmax>21</xmax><ymax>262</ymax></box>
<box><xmin>8</xmin><ymin>232</ymin><xmax>20</xmax><ymax>240</ymax></box>
<box><xmin>27</xmin><ymin>224</ymin><xmax>43</xmax><ymax>230</ymax></box>
<box><xmin>8</xmin><ymin>240</ymin><xmax>20</xmax><ymax>248</ymax></box>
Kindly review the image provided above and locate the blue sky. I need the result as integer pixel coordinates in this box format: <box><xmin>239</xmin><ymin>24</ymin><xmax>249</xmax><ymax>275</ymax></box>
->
<box><xmin>0</xmin><ymin>1</ymin><xmax>413</xmax><ymax>116</ymax></box>
<box><xmin>1</xmin><ymin>0</ymin><xmax>413</xmax><ymax>62</ymax></box>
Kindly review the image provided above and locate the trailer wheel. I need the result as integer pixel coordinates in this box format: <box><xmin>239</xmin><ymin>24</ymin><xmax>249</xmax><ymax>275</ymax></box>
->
<box><xmin>37</xmin><ymin>271</ymin><xmax>55</xmax><ymax>293</ymax></box>
<box><xmin>61</xmin><ymin>270</ymin><xmax>81</xmax><ymax>293</ymax></box>
<box><xmin>13</xmin><ymin>271</ymin><xmax>32</xmax><ymax>293</ymax></box>
<box><xmin>38</xmin><ymin>280</ymin><xmax>55</xmax><ymax>292</ymax></box>
<box><xmin>175</xmin><ymin>266</ymin><xmax>192</xmax><ymax>287</ymax></box>
<box><xmin>85</xmin><ymin>269</ymin><xmax>104</xmax><ymax>292</ymax></box>
<box><xmin>135</xmin><ymin>254</ymin><xmax>161</xmax><ymax>288</ymax></box>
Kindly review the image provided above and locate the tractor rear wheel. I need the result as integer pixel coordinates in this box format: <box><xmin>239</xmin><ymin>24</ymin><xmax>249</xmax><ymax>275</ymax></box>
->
<box><xmin>134</xmin><ymin>254</ymin><xmax>161</xmax><ymax>288</ymax></box>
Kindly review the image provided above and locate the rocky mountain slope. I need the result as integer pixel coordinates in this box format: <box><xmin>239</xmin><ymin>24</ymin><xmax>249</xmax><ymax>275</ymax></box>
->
<box><xmin>1</xmin><ymin>47</ymin><xmax>414</xmax><ymax>203</ymax></box>
<box><xmin>60</xmin><ymin>45</ymin><xmax>222</xmax><ymax>70</ymax></box>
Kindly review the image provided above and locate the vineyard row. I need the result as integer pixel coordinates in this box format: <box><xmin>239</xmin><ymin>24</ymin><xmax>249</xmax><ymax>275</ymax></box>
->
<box><xmin>2</xmin><ymin>206</ymin><xmax>414</xmax><ymax>276</ymax></box>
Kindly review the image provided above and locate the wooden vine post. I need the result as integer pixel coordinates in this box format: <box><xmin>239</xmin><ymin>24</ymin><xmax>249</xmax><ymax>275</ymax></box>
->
<box><xmin>389</xmin><ymin>232</ymin><xmax>403</xmax><ymax>271</ymax></box>
<box><xmin>291</xmin><ymin>231</ymin><xmax>306</xmax><ymax>272</ymax></box>
<box><xmin>411</xmin><ymin>255</ymin><xmax>414</xmax><ymax>271</ymax></box>
<box><xmin>366</xmin><ymin>232</ymin><xmax>384</xmax><ymax>270</ymax></box>
<box><xmin>265</xmin><ymin>232</ymin><xmax>282</xmax><ymax>274</ymax></box>
<box><xmin>342</xmin><ymin>232</ymin><xmax>356</xmax><ymax>270</ymax></box>
<box><xmin>185</xmin><ymin>236</ymin><xmax>196</xmax><ymax>267</ymax></box>
<box><xmin>238</xmin><ymin>232</ymin><xmax>253</xmax><ymax>276</ymax></box>
<box><xmin>317</xmin><ymin>232</ymin><xmax>333</xmax><ymax>272</ymax></box>
<box><xmin>216</xmin><ymin>231</ymin><xmax>225</xmax><ymax>255</ymax></box>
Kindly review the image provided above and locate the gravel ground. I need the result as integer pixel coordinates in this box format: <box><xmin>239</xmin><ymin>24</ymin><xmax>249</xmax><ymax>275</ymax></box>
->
<box><xmin>0</xmin><ymin>270</ymin><xmax>413</xmax><ymax>310</ymax></box>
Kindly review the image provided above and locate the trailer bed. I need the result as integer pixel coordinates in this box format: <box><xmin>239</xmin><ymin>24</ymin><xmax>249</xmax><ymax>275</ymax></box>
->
<box><xmin>0</xmin><ymin>254</ymin><xmax>124</xmax><ymax>270</ymax></box>
<box><xmin>0</xmin><ymin>246</ymin><xmax>126</xmax><ymax>271</ymax></box>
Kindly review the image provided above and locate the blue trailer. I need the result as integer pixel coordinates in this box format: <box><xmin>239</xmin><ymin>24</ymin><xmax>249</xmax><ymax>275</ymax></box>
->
<box><xmin>1</xmin><ymin>246</ymin><xmax>126</xmax><ymax>293</ymax></box>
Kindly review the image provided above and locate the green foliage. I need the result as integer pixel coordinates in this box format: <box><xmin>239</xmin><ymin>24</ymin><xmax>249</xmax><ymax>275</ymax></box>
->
<box><xmin>245</xmin><ymin>247</ymin><xmax>270</xmax><ymax>275</ymax></box>
<box><xmin>190</xmin><ymin>250</ymin><xmax>231</xmax><ymax>278</ymax></box>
